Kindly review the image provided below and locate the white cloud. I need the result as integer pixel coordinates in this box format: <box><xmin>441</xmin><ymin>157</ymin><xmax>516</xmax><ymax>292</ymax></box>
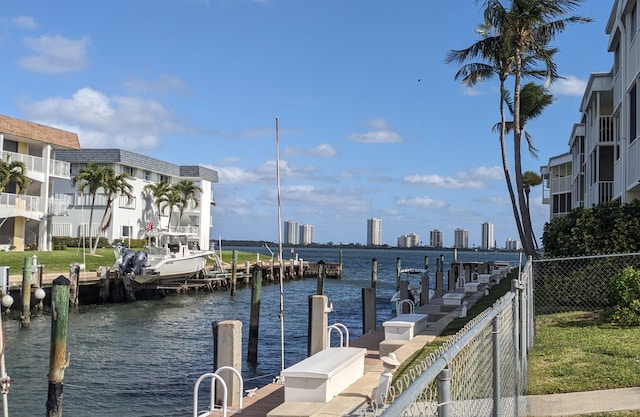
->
<box><xmin>458</xmin><ymin>165</ymin><xmax>504</xmax><ymax>181</ymax></box>
<box><xmin>348</xmin><ymin>118</ymin><xmax>404</xmax><ymax>143</ymax></box>
<box><xmin>255</xmin><ymin>159</ymin><xmax>317</xmax><ymax>180</ymax></box>
<box><xmin>213</xmin><ymin>166</ymin><xmax>261</xmax><ymax>184</ymax></box>
<box><xmin>549</xmin><ymin>75</ymin><xmax>587</xmax><ymax>97</ymax></box>
<box><xmin>20</xmin><ymin>87</ymin><xmax>186</xmax><ymax>150</ymax></box>
<box><xmin>19</xmin><ymin>35</ymin><xmax>90</xmax><ymax>74</ymax></box>
<box><xmin>13</xmin><ymin>16</ymin><xmax>37</xmax><ymax>29</ymax></box>
<box><xmin>125</xmin><ymin>74</ymin><xmax>191</xmax><ymax>95</ymax></box>
<box><xmin>404</xmin><ymin>174</ymin><xmax>485</xmax><ymax>189</ymax></box>
<box><xmin>283</xmin><ymin>144</ymin><xmax>338</xmax><ymax>157</ymax></box>
<box><xmin>396</xmin><ymin>196</ymin><xmax>448</xmax><ymax>209</ymax></box>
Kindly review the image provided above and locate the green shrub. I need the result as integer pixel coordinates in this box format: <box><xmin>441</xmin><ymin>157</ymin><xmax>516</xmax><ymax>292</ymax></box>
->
<box><xmin>609</xmin><ymin>267</ymin><xmax>640</xmax><ymax>326</ymax></box>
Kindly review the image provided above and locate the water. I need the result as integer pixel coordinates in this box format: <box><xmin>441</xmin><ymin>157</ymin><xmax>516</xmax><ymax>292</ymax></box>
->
<box><xmin>2</xmin><ymin>248</ymin><xmax>521</xmax><ymax>416</ymax></box>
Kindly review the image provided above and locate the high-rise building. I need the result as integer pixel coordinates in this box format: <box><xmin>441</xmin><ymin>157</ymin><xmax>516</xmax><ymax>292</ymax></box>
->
<box><xmin>505</xmin><ymin>238</ymin><xmax>521</xmax><ymax>251</ymax></box>
<box><xmin>299</xmin><ymin>224</ymin><xmax>313</xmax><ymax>245</ymax></box>
<box><xmin>454</xmin><ymin>228</ymin><xmax>469</xmax><ymax>249</ymax></box>
<box><xmin>284</xmin><ymin>220</ymin><xmax>298</xmax><ymax>245</ymax></box>
<box><xmin>397</xmin><ymin>233</ymin><xmax>419</xmax><ymax>248</ymax></box>
<box><xmin>481</xmin><ymin>222</ymin><xmax>494</xmax><ymax>250</ymax></box>
<box><xmin>367</xmin><ymin>218</ymin><xmax>382</xmax><ymax>246</ymax></box>
<box><xmin>430</xmin><ymin>229</ymin><xmax>443</xmax><ymax>248</ymax></box>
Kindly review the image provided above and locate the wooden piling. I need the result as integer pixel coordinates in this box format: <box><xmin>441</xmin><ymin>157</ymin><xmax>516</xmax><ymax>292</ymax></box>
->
<box><xmin>395</xmin><ymin>257</ymin><xmax>401</xmax><ymax>292</ymax></box>
<box><xmin>36</xmin><ymin>263</ymin><xmax>44</xmax><ymax>311</ymax></box>
<box><xmin>371</xmin><ymin>258</ymin><xmax>378</xmax><ymax>289</ymax></box>
<box><xmin>98</xmin><ymin>267</ymin><xmax>110</xmax><ymax>303</ymax></box>
<box><xmin>69</xmin><ymin>264</ymin><xmax>80</xmax><ymax>307</ymax></box>
<box><xmin>230</xmin><ymin>250</ymin><xmax>238</xmax><ymax>296</ymax></box>
<box><xmin>316</xmin><ymin>260</ymin><xmax>325</xmax><ymax>295</ymax></box>
<box><xmin>20</xmin><ymin>257</ymin><xmax>31</xmax><ymax>328</ymax></box>
<box><xmin>247</xmin><ymin>267</ymin><xmax>262</xmax><ymax>363</ymax></box>
<box><xmin>46</xmin><ymin>275</ymin><xmax>71</xmax><ymax>417</ymax></box>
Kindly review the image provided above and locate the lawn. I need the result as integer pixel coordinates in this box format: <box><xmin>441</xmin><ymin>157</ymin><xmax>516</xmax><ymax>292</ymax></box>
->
<box><xmin>0</xmin><ymin>248</ymin><xmax>259</xmax><ymax>275</ymax></box>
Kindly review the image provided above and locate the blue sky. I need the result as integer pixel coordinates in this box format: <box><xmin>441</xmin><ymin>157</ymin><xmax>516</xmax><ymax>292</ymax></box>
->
<box><xmin>0</xmin><ymin>0</ymin><xmax>612</xmax><ymax>247</ymax></box>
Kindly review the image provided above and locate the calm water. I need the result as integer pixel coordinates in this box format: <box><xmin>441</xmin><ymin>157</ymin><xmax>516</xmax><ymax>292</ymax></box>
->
<box><xmin>3</xmin><ymin>247</ymin><xmax>521</xmax><ymax>416</ymax></box>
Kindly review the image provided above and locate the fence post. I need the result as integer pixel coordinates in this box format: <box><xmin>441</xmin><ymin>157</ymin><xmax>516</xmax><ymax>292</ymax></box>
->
<box><xmin>492</xmin><ymin>315</ymin><xmax>500</xmax><ymax>417</ymax></box>
<box><xmin>511</xmin><ymin>279</ymin><xmax>521</xmax><ymax>417</ymax></box>
<box><xmin>437</xmin><ymin>367</ymin><xmax>451</xmax><ymax>417</ymax></box>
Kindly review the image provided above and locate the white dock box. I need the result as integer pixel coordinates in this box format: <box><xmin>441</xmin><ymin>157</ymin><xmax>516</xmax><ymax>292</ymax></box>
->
<box><xmin>281</xmin><ymin>347</ymin><xmax>367</xmax><ymax>403</ymax></box>
<box><xmin>382</xmin><ymin>313</ymin><xmax>429</xmax><ymax>341</ymax></box>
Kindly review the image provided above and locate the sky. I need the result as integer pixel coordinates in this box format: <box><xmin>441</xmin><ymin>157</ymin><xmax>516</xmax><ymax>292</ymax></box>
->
<box><xmin>0</xmin><ymin>0</ymin><xmax>614</xmax><ymax>247</ymax></box>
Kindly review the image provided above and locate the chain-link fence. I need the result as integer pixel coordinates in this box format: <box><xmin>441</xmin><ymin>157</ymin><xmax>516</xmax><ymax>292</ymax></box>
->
<box><xmin>378</xmin><ymin>262</ymin><xmax>532</xmax><ymax>417</ymax></box>
<box><xmin>532</xmin><ymin>252</ymin><xmax>640</xmax><ymax>315</ymax></box>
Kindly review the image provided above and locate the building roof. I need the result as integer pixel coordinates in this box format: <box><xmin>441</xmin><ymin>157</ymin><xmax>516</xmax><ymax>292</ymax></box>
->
<box><xmin>56</xmin><ymin>148</ymin><xmax>219</xmax><ymax>183</ymax></box>
<box><xmin>0</xmin><ymin>114</ymin><xmax>80</xmax><ymax>149</ymax></box>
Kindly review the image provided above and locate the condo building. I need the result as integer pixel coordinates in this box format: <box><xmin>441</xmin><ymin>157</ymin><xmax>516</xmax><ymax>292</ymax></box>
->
<box><xmin>429</xmin><ymin>229</ymin><xmax>443</xmax><ymax>248</ymax></box>
<box><xmin>0</xmin><ymin>115</ymin><xmax>80</xmax><ymax>251</ymax></box>
<box><xmin>299</xmin><ymin>224</ymin><xmax>313</xmax><ymax>245</ymax></box>
<box><xmin>367</xmin><ymin>217</ymin><xmax>382</xmax><ymax>246</ymax></box>
<box><xmin>542</xmin><ymin>1</ymin><xmax>640</xmax><ymax>219</ymax></box>
<box><xmin>481</xmin><ymin>222</ymin><xmax>494</xmax><ymax>250</ymax></box>
<box><xmin>52</xmin><ymin>149</ymin><xmax>218</xmax><ymax>251</ymax></box>
<box><xmin>397</xmin><ymin>232</ymin><xmax>419</xmax><ymax>248</ymax></box>
<box><xmin>454</xmin><ymin>228</ymin><xmax>469</xmax><ymax>249</ymax></box>
<box><xmin>284</xmin><ymin>220</ymin><xmax>298</xmax><ymax>245</ymax></box>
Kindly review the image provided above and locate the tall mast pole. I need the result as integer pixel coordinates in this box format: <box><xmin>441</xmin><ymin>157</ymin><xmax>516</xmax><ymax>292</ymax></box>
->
<box><xmin>275</xmin><ymin>117</ymin><xmax>285</xmax><ymax>372</ymax></box>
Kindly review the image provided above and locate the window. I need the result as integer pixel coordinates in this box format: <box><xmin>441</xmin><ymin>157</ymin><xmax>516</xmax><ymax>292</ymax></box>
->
<box><xmin>122</xmin><ymin>165</ymin><xmax>136</xmax><ymax>177</ymax></box>
<box><xmin>631</xmin><ymin>84</ymin><xmax>637</xmax><ymax>144</ymax></box>
<box><xmin>159</xmin><ymin>174</ymin><xmax>171</xmax><ymax>184</ymax></box>
<box><xmin>144</xmin><ymin>170</ymin><xmax>151</xmax><ymax>181</ymax></box>
<box><xmin>121</xmin><ymin>225</ymin><xmax>132</xmax><ymax>237</ymax></box>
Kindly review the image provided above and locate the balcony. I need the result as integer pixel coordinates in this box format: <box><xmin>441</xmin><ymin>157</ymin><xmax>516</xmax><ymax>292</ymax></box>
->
<box><xmin>0</xmin><ymin>150</ymin><xmax>71</xmax><ymax>180</ymax></box>
<box><xmin>0</xmin><ymin>193</ymin><xmax>69</xmax><ymax>219</ymax></box>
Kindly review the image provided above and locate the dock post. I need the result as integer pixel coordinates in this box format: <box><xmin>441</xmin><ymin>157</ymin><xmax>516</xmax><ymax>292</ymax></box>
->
<box><xmin>371</xmin><ymin>258</ymin><xmax>378</xmax><ymax>289</ymax></box>
<box><xmin>316</xmin><ymin>261</ymin><xmax>325</xmax><ymax>295</ymax></box>
<box><xmin>46</xmin><ymin>275</ymin><xmax>71</xmax><ymax>417</ymax></box>
<box><xmin>395</xmin><ymin>257</ymin><xmax>401</xmax><ymax>292</ymax></box>
<box><xmin>421</xmin><ymin>255</ymin><xmax>430</xmax><ymax>305</ymax></box>
<box><xmin>212</xmin><ymin>320</ymin><xmax>242</xmax><ymax>408</ymax></box>
<box><xmin>247</xmin><ymin>267</ymin><xmax>262</xmax><ymax>363</ymax></box>
<box><xmin>230</xmin><ymin>250</ymin><xmax>238</xmax><ymax>296</ymax></box>
<box><xmin>98</xmin><ymin>267</ymin><xmax>110</xmax><ymax>303</ymax></box>
<box><xmin>36</xmin><ymin>262</ymin><xmax>44</xmax><ymax>310</ymax></box>
<box><xmin>308</xmin><ymin>295</ymin><xmax>329</xmax><ymax>356</ymax></box>
<box><xmin>20</xmin><ymin>257</ymin><xmax>32</xmax><ymax>328</ymax></box>
<box><xmin>69</xmin><ymin>264</ymin><xmax>81</xmax><ymax>307</ymax></box>
<box><xmin>435</xmin><ymin>256</ymin><xmax>444</xmax><ymax>298</ymax></box>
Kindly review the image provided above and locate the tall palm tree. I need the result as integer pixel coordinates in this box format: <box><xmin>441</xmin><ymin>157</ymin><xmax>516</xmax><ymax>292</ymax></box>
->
<box><xmin>449</xmin><ymin>0</ymin><xmax>589</xmax><ymax>258</ymax></box>
<box><xmin>173</xmin><ymin>179</ymin><xmax>202</xmax><ymax>232</ymax></box>
<box><xmin>503</xmin><ymin>0</ymin><xmax>591</xmax><ymax>258</ymax></box>
<box><xmin>72</xmin><ymin>162</ymin><xmax>109</xmax><ymax>252</ymax></box>
<box><xmin>143</xmin><ymin>181</ymin><xmax>171</xmax><ymax>230</ymax></box>
<box><xmin>92</xmin><ymin>169</ymin><xmax>133</xmax><ymax>254</ymax></box>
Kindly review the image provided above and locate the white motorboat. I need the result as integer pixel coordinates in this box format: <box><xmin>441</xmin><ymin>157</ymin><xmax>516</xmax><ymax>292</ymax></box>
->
<box><xmin>390</xmin><ymin>268</ymin><xmax>434</xmax><ymax>314</ymax></box>
<box><xmin>114</xmin><ymin>230</ymin><xmax>215</xmax><ymax>285</ymax></box>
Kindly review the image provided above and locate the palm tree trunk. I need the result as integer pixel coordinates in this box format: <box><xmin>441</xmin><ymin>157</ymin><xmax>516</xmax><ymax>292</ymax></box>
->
<box><xmin>499</xmin><ymin>77</ymin><xmax>527</xmax><ymax>250</ymax></box>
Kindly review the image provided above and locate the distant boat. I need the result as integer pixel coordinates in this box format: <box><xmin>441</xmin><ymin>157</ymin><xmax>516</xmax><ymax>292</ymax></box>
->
<box><xmin>114</xmin><ymin>230</ymin><xmax>216</xmax><ymax>285</ymax></box>
<box><xmin>390</xmin><ymin>268</ymin><xmax>434</xmax><ymax>314</ymax></box>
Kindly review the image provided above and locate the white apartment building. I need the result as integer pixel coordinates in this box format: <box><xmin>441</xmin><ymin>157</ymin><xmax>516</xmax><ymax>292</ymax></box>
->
<box><xmin>454</xmin><ymin>228</ymin><xmax>469</xmax><ymax>249</ymax></box>
<box><xmin>52</xmin><ymin>149</ymin><xmax>218</xmax><ymax>250</ymax></box>
<box><xmin>481</xmin><ymin>221</ymin><xmax>494</xmax><ymax>250</ymax></box>
<box><xmin>397</xmin><ymin>232</ymin><xmax>419</xmax><ymax>248</ymax></box>
<box><xmin>505</xmin><ymin>238</ymin><xmax>521</xmax><ymax>251</ymax></box>
<box><xmin>367</xmin><ymin>217</ymin><xmax>382</xmax><ymax>246</ymax></box>
<box><xmin>284</xmin><ymin>220</ymin><xmax>298</xmax><ymax>245</ymax></box>
<box><xmin>430</xmin><ymin>229</ymin><xmax>443</xmax><ymax>248</ymax></box>
<box><xmin>299</xmin><ymin>224</ymin><xmax>313</xmax><ymax>245</ymax></box>
<box><xmin>0</xmin><ymin>115</ymin><xmax>79</xmax><ymax>251</ymax></box>
<box><xmin>542</xmin><ymin>0</ymin><xmax>640</xmax><ymax>219</ymax></box>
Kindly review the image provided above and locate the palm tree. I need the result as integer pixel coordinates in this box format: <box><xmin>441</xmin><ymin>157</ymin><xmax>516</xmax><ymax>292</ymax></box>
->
<box><xmin>173</xmin><ymin>179</ymin><xmax>202</xmax><ymax>232</ymax></box>
<box><xmin>92</xmin><ymin>169</ymin><xmax>133</xmax><ymax>254</ymax></box>
<box><xmin>161</xmin><ymin>187</ymin><xmax>183</xmax><ymax>232</ymax></box>
<box><xmin>143</xmin><ymin>181</ymin><xmax>171</xmax><ymax>230</ymax></box>
<box><xmin>72</xmin><ymin>162</ymin><xmax>109</xmax><ymax>252</ymax></box>
<box><xmin>0</xmin><ymin>155</ymin><xmax>30</xmax><ymax>193</ymax></box>
<box><xmin>449</xmin><ymin>0</ymin><xmax>590</xmax><ymax>258</ymax></box>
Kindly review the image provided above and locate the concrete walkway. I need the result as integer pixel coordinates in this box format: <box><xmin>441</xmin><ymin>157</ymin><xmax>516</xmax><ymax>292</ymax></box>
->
<box><xmin>526</xmin><ymin>387</ymin><xmax>640</xmax><ymax>416</ymax></box>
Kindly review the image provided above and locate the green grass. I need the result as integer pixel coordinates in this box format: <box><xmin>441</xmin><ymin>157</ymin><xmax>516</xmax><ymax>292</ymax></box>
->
<box><xmin>527</xmin><ymin>310</ymin><xmax>640</xmax><ymax>395</ymax></box>
<box><xmin>1</xmin><ymin>248</ymin><xmax>259</xmax><ymax>275</ymax></box>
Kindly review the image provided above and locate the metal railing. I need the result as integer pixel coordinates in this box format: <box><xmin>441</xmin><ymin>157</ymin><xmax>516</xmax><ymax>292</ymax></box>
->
<box><xmin>378</xmin><ymin>262</ymin><xmax>532</xmax><ymax>417</ymax></box>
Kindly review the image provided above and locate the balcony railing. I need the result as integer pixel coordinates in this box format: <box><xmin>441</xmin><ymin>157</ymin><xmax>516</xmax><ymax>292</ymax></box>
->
<box><xmin>0</xmin><ymin>150</ymin><xmax>71</xmax><ymax>179</ymax></box>
<box><xmin>598</xmin><ymin>181</ymin><xmax>614</xmax><ymax>204</ymax></box>
<box><xmin>0</xmin><ymin>192</ymin><xmax>44</xmax><ymax>217</ymax></box>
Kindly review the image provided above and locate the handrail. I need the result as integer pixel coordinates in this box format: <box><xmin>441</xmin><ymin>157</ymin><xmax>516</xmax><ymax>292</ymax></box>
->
<box><xmin>326</xmin><ymin>323</ymin><xmax>350</xmax><ymax>348</ymax></box>
<box><xmin>395</xmin><ymin>299</ymin><xmax>414</xmax><ymax>315</ymax></box>
<box><xmin>193</xmin><ymin>366</ymin><xmax>244</xmax><ymax>417</ymax></box>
